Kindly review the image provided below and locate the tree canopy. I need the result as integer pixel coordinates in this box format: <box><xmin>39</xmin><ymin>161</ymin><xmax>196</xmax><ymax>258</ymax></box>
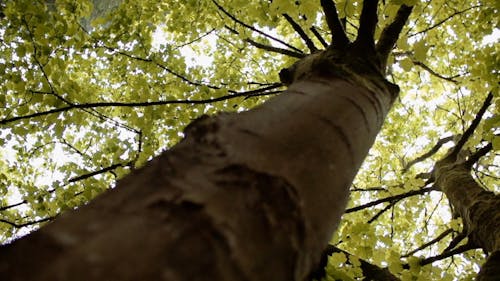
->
<box><xmin>0</xmin><ymin>0</ymin><xmax>498</xmax><ymax>280</ymax></box>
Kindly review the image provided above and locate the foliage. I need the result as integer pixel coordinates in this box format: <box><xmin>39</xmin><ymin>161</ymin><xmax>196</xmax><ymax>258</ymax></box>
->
<box><xmin>0</xmin><ymin>0</ymin><xmax>498</xmax><ymax>280</ymax></box>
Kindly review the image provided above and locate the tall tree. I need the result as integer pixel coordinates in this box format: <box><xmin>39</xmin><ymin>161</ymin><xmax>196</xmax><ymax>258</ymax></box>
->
<box><xmin>0</xmin><ymin>0</ymin><xmax>498</xmax><ymax>280</ymax></box>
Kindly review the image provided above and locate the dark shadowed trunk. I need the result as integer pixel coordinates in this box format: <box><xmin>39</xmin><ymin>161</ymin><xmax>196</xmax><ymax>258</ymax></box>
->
<box><xmin>0</xmin><ymin>1</ymin><xmax>413</xmax><ymax>280</ymax></box>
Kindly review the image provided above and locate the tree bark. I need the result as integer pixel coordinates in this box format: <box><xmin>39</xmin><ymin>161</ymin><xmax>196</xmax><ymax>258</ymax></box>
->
<box><xmin>0</xmin><ymin>48</ymin><xmax>399</xmax><ymax>280</ymax></box>
<box><xmin>434</xmin><ymin>158</ymin><xmax>500</xmax><ymax>280</ymax></box>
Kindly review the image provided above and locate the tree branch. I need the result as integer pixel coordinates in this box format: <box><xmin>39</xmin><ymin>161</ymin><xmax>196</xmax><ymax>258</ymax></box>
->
<box><xmin>212</xmin><ymin>0</ymin><xmax>304</xmax><ymax>53</ymax></box>
<box><xmin>0</xmin><ymin>84</ymin><xmax>283</xmax><ymax>125</ymax></box>
<box><xmin>419</xmin><ymin>243</ymin><xmax>477</xmax><ymax>266</ymax></box>
<box><xmin>0</xmin><ymin>201</ymin><xmax>28</xmax><ymax>212</ymax></box>
<box><xmin>442</xmin><ymin>231</ymin><xmax>467</xmax><ymax>253</ymax></box>
<box><xmin>346</xmin><ymin>186</ymin><xmax>436</xmax><ymax>213</ymax></box>
<box><xmin>282</xmin><ymin>13</ymin><xmax>318</xmax><ymax>52</ymax></box>
<box><xmin>402</xmin><ymin>228</ymin><xmax>453</xmax><ymax>257</ymax></box>
<box><xmin>320</xmin><ymin>0</ymin><xmax>349</xmax><ymax>48</ymax></box>
<box><xmin>0</xmin><ymin>216</ymin><xmax>54</xmax><ymax>228</ymax></box>
<box><xmin>68</xmin><ymin>163</ymin><xmax>130</xmax><ymax>183</ymax></box>
<box><xmin>225</xmin><ymin>26</ymin><xmax>305</xmax><ymax>58</ymax></box>
<box><xmin>376</xmin><ymin>5</ymin><xmax>413</xmax><ymax>68</ymax></box>
<box><xmin>367</xmin><ymin>199</ymin><xmax>398</xmax><ymax>223</ymax></box>
<box><xmin>310</xmin><ymin>26</ymin><xmax>329</xmax><ymax>48</ymax></box>
<box><xmin>246</xmin><ymin>38</ymin><xmax>305</xmax><ymax>58</ymax></box>
<box><xmin>172</xmin><ymin>29</ymin><xmax>216</xmax><ymax>50</ymax></box>
<box><xmin>403</xmin><ymin>135</ymin><xmax>456</xmax><ymax>173</ymax></box>
<box><xmin>447</xmin><ymin>92</ymin><xmax>493</xmax><ymax>161</ymax></box>
<box><xmin>412</xmin><ymin>60</ymin><xmax>459</xmax><ymax>83</ymax></box>
<box><xmin>26</xmin><ymin>21</ymin><xmax>142</xmax><ymax>140</ymax></box>
<box><xmin>409</xmin><ymin>5</ymin><xmax>481</xmax><ymax>37</ymax></box>
<box><xmin>97</xmin><ymin>43</ymin><xmax>227</xmax><ymax>90</ymax></box>
<box><xmin>355</xmin><ymin>0</ymin><xmax>379</xmax><ymax>49</ymax></box>
<box><xmin>464</xmin><ymin>143</ymin><xmax>493</xmax><ymax>169</ymax></box>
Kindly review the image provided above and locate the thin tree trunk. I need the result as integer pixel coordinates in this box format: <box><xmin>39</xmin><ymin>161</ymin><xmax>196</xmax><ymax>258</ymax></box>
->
<box><xmin>0</xmin><ymin>69</ymin><xmax>397</xmax><ymax>280</ymax></box>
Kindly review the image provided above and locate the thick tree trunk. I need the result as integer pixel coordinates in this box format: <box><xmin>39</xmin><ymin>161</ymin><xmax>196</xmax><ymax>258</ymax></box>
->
<box><xmin>434</xmin><ymin>159</ymin><xmax>500</xmax><ymax>280</ymax></box>
<box><xmin>0</xmin><ymin>44</ymin><xmax>398</xmax><ymax>280</ymax></box>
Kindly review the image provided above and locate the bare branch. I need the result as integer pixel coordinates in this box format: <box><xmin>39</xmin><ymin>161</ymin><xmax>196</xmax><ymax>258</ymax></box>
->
<box><xmin>403</xmin><ymin>135</ymin><xmax>456</xmax><ymax>173</ymax></box>
<box><xmin>355</xmin><ymin>0</ymin><xmax>379</xmax><ymax>49</ymax></box>
<box><xmin>420</xmin><ymin>243</ymin><xmax>478</xmax><ymax>266</ymax></box>
<box><xmin>27</xmin><ymin>21</ymin><xmax>141</xmax><ymax>139</ymax></box>
<box><xmin>0</xmin><ymin>216</ymin><xmax>54</xmax><ymax>228</ymax></box>
<box><xmin>0</xmin><ymin>84</ymin><xmax>283</xmax><ymax>125</ymax></box>
<box><xmin>412</xmin><ymin>60</ymin><xmax>459</xmax><ymax>83</ymax></box>
<box><xmin>212</xmin><ymin>0</ymin><xmax>303</xmax><ymax>53</ymax></box>
<box><xmin>310</xmin><ymin>26</ymin><xmax>329</xmax><ymax>48</ymax></box>
<box><xmin>225</xmin><ymin>26</ymin><xmax>304</xmax><ymax>58</ymax></box>
<box><xmin>172</xmin><ymin>29</ymin><xmax>216</xmax><ymax>50</ymax></box>
<box><xmin>409</xmin><ymin>5</ymin><xmax>481</xmax><ymax>37</ymax></box>
<box><xmin>68</xmin><ymin>163</ymin><xmax>129</xmax><ymax>183</ymax></box>
<box><xmin>346</xmin><ymin>186</ymin><xmax>436</xmax><ymax>213</ymax></box>
<box><xmin>465</xmin><ymin>143</ymin><xmax>493</xmax><ymax>169</ymax></box>
<box><xmin>320</xmin><ymin>0</ymin><xmax>349</xmax><ymax>47</ymax></box>
<box><xmin>376</xmin><ymin>5</ymin><xmax>413</xmax><ymax>67</ymax></box>
<box><xmin>0</xmin><ymin>201</ymin><xmax>27</xmax><ymax>212</ymax></box>
<box><xmin>402</xmin><ymin>228</ymin><xmax>454</xmax><ymax>257</ymax></box>
<box><xmin>282</xmin><ymin>14</ymin><xmax>318</xmax><ymax>52</ymax></box>
<box><xmin>442</xmin><ymin>231</ymin><xmax>467</xmax><ymax>253</ymax></box>
<box><xmin>246</xmin><ymin>39</ymin><xmax>305</xmax><ymax>58</ymax></box>
<box><xmin>102</xmin><ymin>41</ymin><xmax>295</xmax><ymax>92</ymax></box>
<box><xmin>447</xmin><ymin>92</ymin><xmax>494</xmax><ymax>161</ymax></box>
<box><xmin>351</xmin><ymin>185</ymin><xmax>390</xmax><ymax>192</ymax></box>
<box><xmin>368</xmin><ymin>200</ymin><xmax>398</xmax><ymax>223</ymax></box>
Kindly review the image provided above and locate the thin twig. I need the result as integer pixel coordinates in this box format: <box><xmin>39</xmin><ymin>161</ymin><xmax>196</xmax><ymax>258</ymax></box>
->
<box><xmin>346</xmin><ymin>186</ymin><xmax>436</xmax><ymax>213</ymax></box>
<box><xmin>368</xmin><ymin>200</ymin><xmax>398</xmax><ymax>223</ymax></box>
<box><xmin>68</xmin><ymin>163</ymin><xmax>129</xmax><ymax>183</ymax></box>
<box><xmin>211</xmin><ymin>0</ymin><xmax>303</xmax><ymax>53</ymax></box>
<box><xmin>402</xmin><ymin>228</ymin><xmax>453</xmax><ymax>257</ymax></box>
<box><xmin>409</xmin><ymin>5</ymin><xmax>481</xmax><ymax>37</ymax></box>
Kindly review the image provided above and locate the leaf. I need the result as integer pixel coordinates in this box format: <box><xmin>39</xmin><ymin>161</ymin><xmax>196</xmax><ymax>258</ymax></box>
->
<box><xmin>329</xmin><ymin>252</ymin><xmax>347</xmax><ymax>265</ymax></box>
<box><xmin>493</xmin><ymin>135</ymin><xmax>500</xmax><ymax>150</ymax></box>
<box><xmin>414</xmin><ymin>40</ymin><xmax>428</xmax><ymax>61</ymax></box>
<box><xmin>399</xmin><ymin>57</ymin><xmax>413</xmax><ymax>71</ymax></box>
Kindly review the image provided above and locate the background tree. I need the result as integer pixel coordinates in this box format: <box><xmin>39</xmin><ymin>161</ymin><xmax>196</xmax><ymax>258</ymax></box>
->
<box><xmin>0</xmin><ymin>0</ymin><xmax>498</xmax><ymax>280</ymax></box>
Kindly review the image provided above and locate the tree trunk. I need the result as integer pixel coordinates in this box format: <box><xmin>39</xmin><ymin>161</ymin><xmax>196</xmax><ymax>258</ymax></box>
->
<box><xmin>0</xmin><ymin>48</ymin><xmax>399</xmax><ymax>280</ymax></box>
<box><xmin>434</xmin><ymin>157</ymin><xmax>500</xmax><ymax>280</ymax></box>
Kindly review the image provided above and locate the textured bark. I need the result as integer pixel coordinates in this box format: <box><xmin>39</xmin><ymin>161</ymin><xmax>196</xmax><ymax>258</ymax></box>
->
<box><xmin>434</xmin><ymin>159</ymin><xmax>500</xmax><ymax>280</ymax></box>
<box><xmin>0</xmin><ymin>46</ymin><xmax>398</xmax><ymax>280</ymax></box>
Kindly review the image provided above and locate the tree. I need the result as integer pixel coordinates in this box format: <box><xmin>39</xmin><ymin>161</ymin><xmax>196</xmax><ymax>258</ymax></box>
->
<box><xmin>0</xmin><ymin>0</ymin><xmax>498</xmax><ymax>280</ymax></box>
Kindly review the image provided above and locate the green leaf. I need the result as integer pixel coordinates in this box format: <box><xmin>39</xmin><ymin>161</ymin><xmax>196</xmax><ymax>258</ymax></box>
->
<box><xmin>399</xmin><ymin>57</ymin><xmax>413</xmax><ymax>71</ymax></box>
<box><xmin>414</xmin><ymin>40</ymin><xmax>428</xmax><ymax>61</ymax></box>
<box><xmin>493</xmin><ymin>135</ymin><xmax>500</xmax><ymax>150</ymax></box>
